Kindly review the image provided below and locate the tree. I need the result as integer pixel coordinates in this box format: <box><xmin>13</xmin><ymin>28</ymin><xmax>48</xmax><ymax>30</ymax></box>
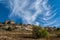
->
<box><xmin>19</xmin><ymin>22</ymin><xmax>23</xmax><ymax>26</ymax></box>
<box><xmin>7</xmin><ymin>27</ymin><xmax>12</xmax><ymax>31</ymax></box>
<box><xmin>57</xmin><ymin>28</ymin><xmax>60</xmax><ymax>31</ymax></box>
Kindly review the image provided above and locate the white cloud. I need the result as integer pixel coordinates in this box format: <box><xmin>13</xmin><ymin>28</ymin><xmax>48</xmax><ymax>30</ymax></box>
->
<box><xmin>44</xmin><ymin>20</ymin><xmax>56</xmax><ymax>26</ymax></box>
<box><xmin>43</xmin><ymin>13</ymin><xmax>57</xmax><ymax>21</ymax></box>
<box><xmin>35</xmin><ymin>22</ymin><xmax>40</xmax><ymax>26</ymax></box>
<box><xmin>8</xmin><ymin>0</ymin><xmax>43</xmax><ymax>24</ymax></box>
<box><xmin>8</xmin><ymin>0</ymin><xmax>52</xmax><ymax>25</ymax></box>
<box><xmin>0</xmin><ymin>0</ymin><xmax>57</xmax><ymax>27</ymax></box>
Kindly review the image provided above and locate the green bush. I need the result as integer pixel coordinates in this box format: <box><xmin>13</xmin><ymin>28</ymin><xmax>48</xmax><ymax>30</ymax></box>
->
<box><xmin>32</xmin><ymin>26</ymin><xmax>49</xmax><ymax>38</ymax></box>
<box><xmin>39</xmin><ymin>29</ymin><xmax>49</xmax><ymax>38</ymax></box>
<box><xmin>56</xmin><ymin>32</ymin><xmax>60</xmax><ymax>37</ymax></box>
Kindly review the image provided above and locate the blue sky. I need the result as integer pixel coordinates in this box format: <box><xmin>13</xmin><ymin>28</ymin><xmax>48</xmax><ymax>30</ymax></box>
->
<box><xmin>0</xmin><ymin>0</ymin><xmax>60</xmax><ymax>27</ymax></box>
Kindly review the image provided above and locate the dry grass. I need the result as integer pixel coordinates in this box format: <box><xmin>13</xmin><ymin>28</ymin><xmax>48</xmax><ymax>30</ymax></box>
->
<box><xmin>0</xmin><ymin>30</ymin><xmax>59</xmax><ymax>40</ymax></box>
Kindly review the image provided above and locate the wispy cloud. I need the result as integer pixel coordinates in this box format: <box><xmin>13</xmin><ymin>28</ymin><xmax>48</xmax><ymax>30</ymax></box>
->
<box><xmin>43</xmin><ymin>12</ymin><xmax>57</xmax><ymax>21</ymax></box>
<box><xmin>44</xmin><ymin>20</ymin><xmax>56</xmax><ymax>26</ymax></box>
<box><xmin>0</xmin><ymin>0</ymin><xmax>58</xmax><ymax>26</ymax></box>
<box><xmin>8</xmin><ymin>0</ymin><xmax>50</xmax><ymax>24</ymax></box>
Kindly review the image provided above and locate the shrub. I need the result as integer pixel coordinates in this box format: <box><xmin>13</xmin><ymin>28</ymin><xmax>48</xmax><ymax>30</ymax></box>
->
<box><xmin>32</xmin><ymin>26</ymin><xmax>49</xmax><ymax>38</ymax></box>
<box><xmin>39</xmin><ymin>30</ymin><xmax>49</xmax><ymax>38</ymax></box>
<box><xmin>56</xmin><ymin>31</ymin><xmax>60</xmax><ymax>37</ymax></box>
